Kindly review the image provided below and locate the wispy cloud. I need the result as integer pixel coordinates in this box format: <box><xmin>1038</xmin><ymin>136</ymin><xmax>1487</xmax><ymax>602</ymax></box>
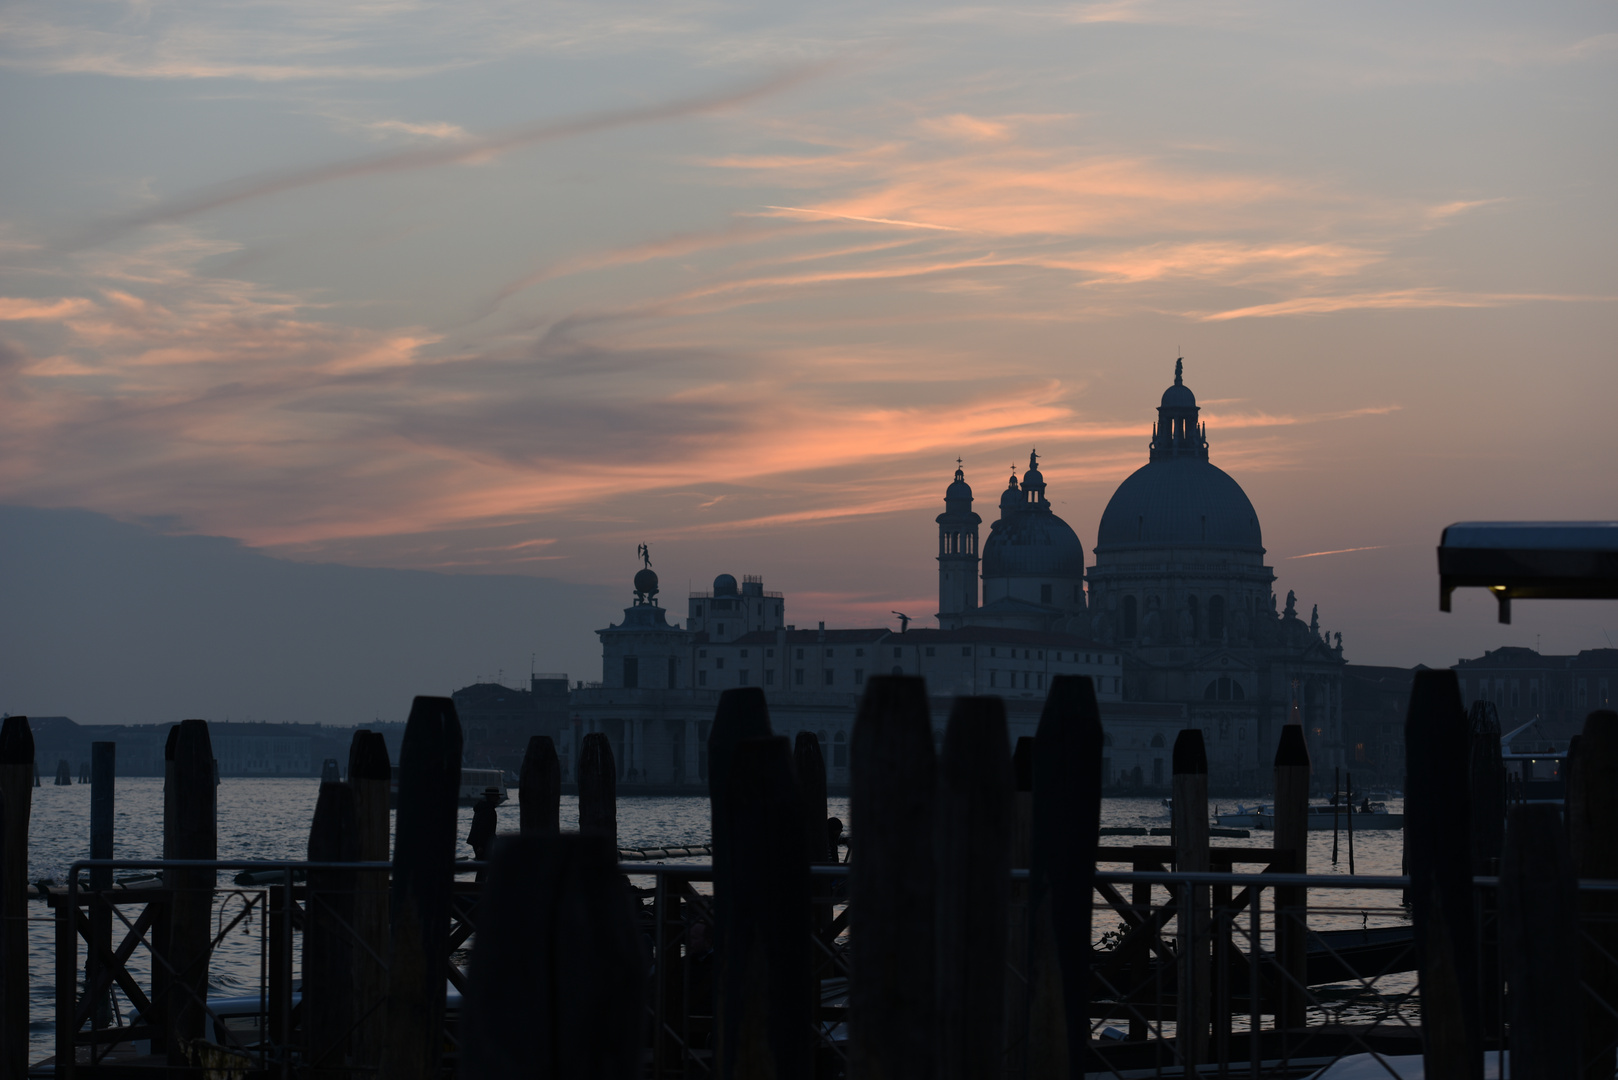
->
<box><xmin>1201</xmin><ymin>290</ymin><xmax>1615</xmax><ymax>321</ymax></box>
<box><xmin>1287</xmin><ymin>545</ymin><xmax>1392</xmax><ymax>560</ymax></box>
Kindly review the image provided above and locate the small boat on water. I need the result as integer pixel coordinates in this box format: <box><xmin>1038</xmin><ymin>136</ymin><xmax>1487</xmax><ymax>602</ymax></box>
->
<box><xmin>1254</xmin><ymin>803</ymin><xmax>1404</xmax><ymax>830</ymax></box>
<box><xmin>1212</xmin><ymin>803</ymin><xmax>1271</xmax><ymax>828</ymax></box>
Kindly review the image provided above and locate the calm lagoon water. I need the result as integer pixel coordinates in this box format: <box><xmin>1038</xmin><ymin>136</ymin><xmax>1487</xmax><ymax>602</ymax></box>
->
<box><xmin>21</xmin><ymin>778</ymin><xmax>1406</xmax><ymax>1062</ymax></box>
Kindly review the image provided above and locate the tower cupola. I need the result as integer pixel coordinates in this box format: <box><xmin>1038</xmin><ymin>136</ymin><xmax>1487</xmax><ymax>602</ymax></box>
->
<box><xmin>1150</xmin><ymin>357</ymin><xmax>1210</xmax><ymax>461</ymax></box>
<box><xmin>936</xmin><ymin>458</ymin><xmax>982</xmax><ymax>627</ymax></box>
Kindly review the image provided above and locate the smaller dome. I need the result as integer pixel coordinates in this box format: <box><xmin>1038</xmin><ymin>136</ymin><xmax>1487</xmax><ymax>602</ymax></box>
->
<box><xmin>634</xmin><ymin>567</ymin><xmax>659</xmax><ymax>595</ymax></box>
<box><xmin>1161</xmin><ymin>382</ymin><xmax>1196</xmax><ymax>408</ymax></box>
<box><xmin>713</xmin><ymin>573</ymin><xmax>739</xmax><ymax>596</ymax></box>
<box><xmin>945</xmin><ymin>465</ymin><xmax>972</xmax><ymax>502</ymax></box>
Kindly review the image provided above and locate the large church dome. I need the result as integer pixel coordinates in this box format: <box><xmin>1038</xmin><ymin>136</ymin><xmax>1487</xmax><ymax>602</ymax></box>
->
<box><xmin>1096</xmin><ymin>457</ymin><xmax>1262</xmax><ymax>551</ymax></box>
<box><xmin>1094</xmin><ymin>359</ymin><xmax>1264</xmax><ymax>554</ymax></box>
<box><xmin>983</xmin><ymin>511</ymin><xmax>1087</xmax><ymax>576</ymax></box>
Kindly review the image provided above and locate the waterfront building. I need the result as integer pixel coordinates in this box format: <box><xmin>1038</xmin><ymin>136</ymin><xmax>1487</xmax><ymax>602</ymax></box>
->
<box><xmin>1453</xmin><ymin>645</ymin><xmax>1618</xmax><ymax>747</ymax></box>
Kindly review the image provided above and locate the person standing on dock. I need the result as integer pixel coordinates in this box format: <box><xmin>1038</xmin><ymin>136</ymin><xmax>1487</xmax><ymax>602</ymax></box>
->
<box><xmin>467</xmin><ymin>787</ymin><xmax>503</xmax><ymax>876</ymax></box>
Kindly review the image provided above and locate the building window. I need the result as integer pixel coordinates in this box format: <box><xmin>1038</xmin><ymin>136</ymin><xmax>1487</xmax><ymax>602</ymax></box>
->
<box><xmin>1074</xmin><ymin>584</ymin><xmax>1082</xmax><ymax>603</ymax></box>
<box><xmin>795</xmin><ymin>668</ymin><xmax>805</xmax><ymax>686</ymax></box>
<box><xmin>1038</xmin><ymin>651</ymin><xmax>1044</xmax><ymax>660</ymax></box>
<box><xmin>698</xmin><ymin>650</ymin><xmax>707</xmax><ymax>658</ymax></box>
<box><xmin>834</xmin><ymin>731</ymin><xmax>848</xmax><ymax>769</ymax></box>
<box><xmin>766</xmin><ymin>648</ymin><xmax>774</xmax><ymax>658</ymax></box>
<box><xmin>825</xmin><ymin>648</ymin><xmax>834</xmax><ymax>657</ymax></box>
<box><xmin>989</xmin><ymin>670</ymin><xmax>998</xmax><ymax>687</ymax></box>
<box><xmin>623</xmin><ymin>657</ymin><xmax>639</xmax><ymax>688</ymax></box>
<box><xmin>891</xmin><ymin>666</ymin><xmax>903</xmax><ymax>676</ymax></box>
<box><xmin>717</xmin><ymin>623</ymin><xmax>725</xmax><ymax>635</ymax></box>
<box><xmin>740</xmin><ymin>669</ymin><xmax>750</xmax><ymax>685</ymax></box>
<box><xmin>962</xmin><ymin>647</ymin><xmax>971</xmax><ymax>656</ymax></box>
<box><xmin>715</xmin><ymin>657</ymin><xmax>725</xmax><ymax>670</ymax></box>
<box><xmin>1023</xmin><ymin>672</ymin><xmax>1030</xmax><ymax>688</ymax></box>
<box><xmin>1187</xmin><ymin>595</ymin><xmax>1200</xmax><ymax>638</ymax></box>
<box><xmin>698</xmin><ymin>671</ymin><xmax>708</xmax><ymax>686</ymax></box>
<box><xmin>1123</xmin><ymin>596</ymin><xmax>1138</xmax><ymax>638</ymax></box>
<box><xmin>925</xmin><ymin>646</ymin><xmax>936</xmax><ymax>657</ymax></box>
<box><xmin>855</xmin><ymin>647</ymin><xmax>865</xmax><ymax>657</ymax></box>
<box><xmin>765</xmin><ymin>670</ymin><xmax>775</xmax><ymax>686</ymax></box>
<box><xmin>1151</xmin><ymin>734</ymin><xmax>1166</xmax><ymax>748</ymax></box>
<box><xmin>855</xmin><ymin>669</ymin><xmax>865</xmax><ymax>684</ymax></box>
<box><xmin>1041</xmin><ymin>583</ymin><xmax>1052</xmax><ymax>604</ymax></box>
<box><xmin>667</xmin><ymin>658</ymin><xmax>678</xmax><ymax>688</ymax></box>
<box><xmin>1510</xmin><ymin>680</ymin><xmax>1520</xmax><ymax>707</ymax></box>
<box><xmin>1208</xmin><ymin>596</ymin><xmax>1225</xmax><ymax>639</ymax></box>
<box><xmin>694</xmin><ymin>604</ymin><xmax>703</xmax><ymax>616</ymax></box>
<box><xmin>740</xmin><ymin>648</ymin><xmax>749</xmax><ymax>658</ymax></box>
<box><xmin>824</xmin><ymin>669</ymin><xmax>835</xmax><ymax>686</ymax></box>
<box><xmin>893</xmin><ymin>647</ymin><xmax>902</xmax><ymax>658</ymax></box>
<box><xmin>1113</xmin><ymin>677</ymin><xmax>1121</xmax><ymax>693</ymax></box>
<box><xmin>796</xmin><ymin>649</ymin><xmax>805</xmax><ymax>660</ymax></box>
<box><xmin>990</xmin><ymin>647</ymin><xmax>997</xmax><ymax>657</ymax></box>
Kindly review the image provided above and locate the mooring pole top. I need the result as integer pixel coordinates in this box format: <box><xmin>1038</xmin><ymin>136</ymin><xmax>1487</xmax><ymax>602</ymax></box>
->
<box><xmin>1172</xmin><ymin>728</ymin><xmax>1208</xmax><ymax>775</ymax></box>
<box><xmin>0</xmin><ymin>715</ymin><xmax>32</xmax><ymax>764</ymax></box>
<box><xmin>1274</xmin><ymin>723</ymin><xmax>1310</xmax><ymax>768</ymax></box>
<box><xmin>1438</xmin><ymin>520</ymin><xmax>1618</xmax><ymax>623</ymax></box>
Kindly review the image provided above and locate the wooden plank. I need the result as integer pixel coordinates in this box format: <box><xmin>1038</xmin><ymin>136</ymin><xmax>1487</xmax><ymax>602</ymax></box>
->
<box><xmin>1404</xmin><ymin>670</ymin><xmax>1482</xmax><ymax>1080</ymax></box>
<box><xmin>347</xmin><ymin>729</ymin><xmax>390</xmax><ymax>1073</ymax></box>
<box><xmin>1569</xmin><ymin>708</ymin><xmax>1618</xmax><ymax>1080</ymax></box>
<box><xmin>306</xmin><ymin>780</ymin><xmax>359</xmax><ymax>1075</ymax></box>
<box><xmin>0</xmin><ymin>715</ymin><xmax>33</xmax><ymax>1080</ymax></box>
<box><xmin>1028</xmin><ymin>675</ymin><xmax>1104</xmax><ymax>1080</ymax></box>
<box><xmin>848</xmin><ymin>675</ymin><xmax>936</xmax><ymax>1080</ymax></box>
<box><xmin>936</xmin><ymin>697</ymin><xmax>1012</xmax><ymax>1080</ymax></box>
<box><xmin>1500</xmin><ymin>803</ymin><xmax>1579</xmax><ymax>1079</ymax></box>
<box><xmin>166</xmin><ymin>718</ymin><xmax>216</xmax><ymax>1067</ymax></box>
<box><xmin>379</xmin><ymin>695</ymin><xmax>463</xmax><ymax>1080</ymax></box>
<box><xmin>1272</xmin><ymin>723</ymin><xmax>1310</xmax><ymax>1032</ymax></box>
<box><xmin>519</xmin><ymin>735</ymin><xmax>560</xmax><ymax>836</ymax></box>
<box><xmin>1172</xmin><ymin>728</ymin><xmax>1210</xmax><ymax>1064</ymax></box>
<box><xmin>719</xmin><ymin>736</ymin><xmax>811</xmax><ymax>1080</ymax></box>
<box><xmin>459</xmin><ymin>835</ymin><xmax>642</xmax><ymax>1079</ymax></box>
<box><xmin>578</xmin><ymin>732</ymin><xmax>617</xmax><ymax>847</ymax></box>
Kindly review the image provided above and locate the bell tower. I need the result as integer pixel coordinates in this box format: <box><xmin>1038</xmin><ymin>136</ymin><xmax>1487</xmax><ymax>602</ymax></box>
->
<box><xmin>936</xmin><ymin>460</ymin><xmax>981</xmax><ymax>629</ymax></box>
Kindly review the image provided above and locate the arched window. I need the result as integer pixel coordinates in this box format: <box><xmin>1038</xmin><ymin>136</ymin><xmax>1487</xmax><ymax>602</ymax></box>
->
<box><xmin>891</xmin><ymin>666</ymin><xmax>904</xmax><ymax>677</ymax></box>
<box><xmin>1187</xmin><ymin>595</ymin><xmax>1200</xmax><ymax>638</ymax></box>
<box><xmin>1208</xmin><ymin>595</ymin><xmax>1226</xmax><ymax>639</ymax></box>
<box><xmin>1122</xmin><ymin>595</ymin><xmax>1138</xmax><ymax>638</ymax></box>
<box><xmin>1150</xmin><ymin>734</ymin><xmax>1166</xmax><ymax>748</ymax></box>
<box><xmin>833</xmin><ymin>731</ymin><xmax>848</xmax><ymax>769</ymax></box>
<box><xmin>1204</xmin><ymin>677</ymin><xmax>1246</xmax><ymax>702</ymax></box>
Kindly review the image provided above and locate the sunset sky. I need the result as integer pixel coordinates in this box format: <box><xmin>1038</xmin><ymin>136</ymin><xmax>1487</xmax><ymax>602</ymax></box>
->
<box><xmin>3</xmin><ymin>0</ymin><xmax>1616</xmax><ymax>688</ymax></box>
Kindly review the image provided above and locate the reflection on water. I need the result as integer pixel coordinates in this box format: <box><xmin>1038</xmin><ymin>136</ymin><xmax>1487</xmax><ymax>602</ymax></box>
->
<box><xmin>22</xmin><ymin>779</ymin><xmax>1410</xmax><ymax>1061</ymax></box>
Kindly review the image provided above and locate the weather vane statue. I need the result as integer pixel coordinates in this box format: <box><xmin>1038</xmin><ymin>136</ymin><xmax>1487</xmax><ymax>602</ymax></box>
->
<box><xmin>638</xmin><ymin>543</ymin><xmax>652</xmax><ymax>569</ymax></box>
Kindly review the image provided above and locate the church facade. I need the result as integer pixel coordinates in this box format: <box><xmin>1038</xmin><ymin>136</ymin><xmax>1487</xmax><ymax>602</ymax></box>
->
<box><xmin>568</xmin><ymin>361</ymin><xmax>1345</xmax><ymax>791</ymax></box>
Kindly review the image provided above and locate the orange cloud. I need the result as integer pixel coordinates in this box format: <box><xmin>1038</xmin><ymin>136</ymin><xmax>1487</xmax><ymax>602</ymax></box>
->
<box><xmin>0</xmin><ymin>297</ymin><xmax>94</xmax><ymax>320</ymax></box>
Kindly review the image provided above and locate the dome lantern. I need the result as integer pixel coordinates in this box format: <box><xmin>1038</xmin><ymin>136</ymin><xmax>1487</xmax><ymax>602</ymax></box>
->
<box><xmin>1151</xmin><ymin>357</ymin><xmax>1209</xmax><ymax>462</ymax></box>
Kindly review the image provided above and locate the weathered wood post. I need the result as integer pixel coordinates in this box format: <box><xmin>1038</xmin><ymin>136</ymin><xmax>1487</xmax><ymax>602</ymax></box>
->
<box><xmin>54</xmin><ymin>759</ymin><xmax>71</xmax><ymax>785</ymax></box>
<box><xmin>1345</xmin><ymin>769</ymin><xmax>1356</xmax><ymax>875</ymax></box>
<box><xmin>578</xmin><ymin>732</ymin><xmax>617</xmax><ymax>848</ymax></box>
<box><xmin>1467</xmin><ymin>702</ymin><xmax>1504</xmax><ymax>1036</ymax></box>
<box><xmin>1028</xmin><ymin>676</ymin><xmax>1105</xmax><ymax>1079</ymax></box>
<box><xmin>519</xmin><ymin>735</ymin><xmax>560</xmax><ymax>836</ymax></box>
<box><xmin>151</xmin><ymin>724</ymin><xmax>179</xmax><ymax>1055</ymax></box>
<box><xmin>1500</xmin><ymin>802</ymin><xmax>1579</xmax><ymax>1079</ymax></box>
<box><xmin>1272</xmin><ymin>723</ymin><xmax>1310</xmax><ymax>1033</ymax></box>
<box><xmin>707</xmin><ymin>688</ymin><xmax>773</xmax><ymax>1064</ymax></box>
<box><xmin>89</xmin><ymin>741</ymin><xmax>116</xmax><ymax>1029</ymax></box>
<box><xmin>306</xmin><ymin>781</ymin><xmax>359</xmax><ymax>1075</ymax></box>
<box><xmin>166</xmin><ymin>719</ymin><xmax>217</xmax><ymax>1067</ymax></box>
<box><xmin>1332</xmin><ymin>765</ymin><xmax>1341</xmax><ymax>865</ymax></box>
<box><xmin>1006</xmin><ymin>736</ymin><xmax>1035</xmax><ymax>1080</ymax></box>
<box><xmin>347</xmin><ymin>729</ymin><xmax>391</xmax><ymax>1073</ymax></box>
<box><xmin>1172</xmin><ymin>728</ymin><xmax>1210</xmax><ymax>1064</ymax></box>
<box><xmin>0</xmin><ymin>716</ymin><xmax>33</xmax><ymax>1080</ymax></box>
<box><xmin>1568</xmin><ymin>708</ymin><xmax>1618</xmax><ymax>1080</ymax></box>
<box><xmin>718</xmin><ymin>736</ymin><xmax>811</xmax><ymax>1079</ymax></box>
<box><xmin>460</xmin><ymin>835</ymin><xmax>643</xmax><ymax>1079</ymax></box>
<box><xmin>1404</xmin><ymin>670</ymin><xmax>1481</xmax><ymax>1080</ymax></box>
<box><xmin>849</xmin><ymin>676</ymin><xmax>936</xmax><ymax>1080</ymax></box>
<box><xmin>379</xmin><ymin>696</ymin><xmax>463</xmax><ymax>1080</ymax></box>
<box><xmin>936</xmin><ymin>697</ymin><xmax>1012</xmax><ymax>1080</ymax></box>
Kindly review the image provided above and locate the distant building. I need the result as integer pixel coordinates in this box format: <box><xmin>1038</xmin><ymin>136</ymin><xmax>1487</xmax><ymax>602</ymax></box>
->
<box><xmin>1340</xmin><ymin>664</ymin><xmax>1422</xmax><ymax>787</ymax></box>
<box><xmin>452</xmin><ymin>675</ymin><xmax>571</xmax><ymax>775</ymax></box>
<box><xmin>1453</xmin><ymin>646</ymin><xmax>1618</xmax><ymax>748</ymax></box>
<box><xmin>20</xmin><ymin>717</ymin><xmax>353</xmax><ymax>777</ymax></box>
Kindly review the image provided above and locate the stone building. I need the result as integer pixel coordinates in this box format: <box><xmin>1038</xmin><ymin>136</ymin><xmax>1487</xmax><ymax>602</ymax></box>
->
<box><xmin>1453</xmin><ymin>646</ymin><xmax>1618</xmax><ymax>747</ymax></box>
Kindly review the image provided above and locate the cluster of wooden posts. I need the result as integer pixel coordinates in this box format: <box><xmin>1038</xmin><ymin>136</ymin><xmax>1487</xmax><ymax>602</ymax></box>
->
<box><xmin>6</xmin><ymin>669</ymin><xmax>1618</xmax><ymax>1077</ymax></box>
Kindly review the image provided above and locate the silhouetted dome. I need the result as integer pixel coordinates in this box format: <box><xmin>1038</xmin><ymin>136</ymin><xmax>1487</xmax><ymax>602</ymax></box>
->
<box><xmin>1096</xmin><ymin>457</ymin><xmax>1262</xmax><ymax>552</ymax></box>
<box><xmin>945</xmin><ymin>468</ymin><xmax>973</xmax><ymax>502</ymax></box>
<box><xmin>1161</xmin><ymin>382</ymin><xmax>1196</xmax><ymax>409</ymax></box>
<box><xmin>634</xmin><ymin>567</ymin><xmax>659</xmax><ymax>595</ymax></box>
<box><xmin>713</xmin><ymin>573</ymin><xmax>739</xmax><ymax>596</ymax></box>
<box><xmin>982</xmin><ymin>511</ymin><xmax>1085</xmax><ymax>578</ymax></box>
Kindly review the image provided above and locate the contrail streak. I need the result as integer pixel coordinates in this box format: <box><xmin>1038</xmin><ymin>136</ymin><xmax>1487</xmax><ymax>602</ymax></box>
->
<box><xmin>1286</xmin><ymin>544</ymin><xmax>1390</xmax><ymax>560</ymax></box>
<box><xmin>65</xmin><ymin>64</ymin><xmax>830</xmax><ymax>251</ymax></box>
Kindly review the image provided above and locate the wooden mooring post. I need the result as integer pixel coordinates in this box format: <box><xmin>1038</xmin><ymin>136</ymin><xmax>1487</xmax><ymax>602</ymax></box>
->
<box><xmin>1568</xmin><ymin>708</ymin><xmax>1618</xmax><ymax>1080</ymax></box>
<box><xmin>578</xmin><ymin>732</ymin><xmax>617</xmax><ymax>848</ymax></box>
<box><xmin>1273</xmin><ymin>723</ymin><xmax>1310</xmax><ymax>1034</ymax></box>
<box><xmin>166</xmin><ymin>718</ymin><xmax>217</xmax><ymax>1068</ymax></box>
<box><xmin>1405</xmin><ymin>669</ymin><xmax>1481</xmax><ymax>1080</ymax></box>
<box><xmin>1500</xmin><ymin>802</ymin><xmax>1580</xmax><ymax>1079</ymax></box>
<box><xmin>793</xmin><ymin>730</ymin><xmax>832</xmax><ymax>973</ymax></box>
<box><xmin>1028</xmin><ymin>675</ymin><xmax>1104</xmax><ymax>1079</ymax></box>
<box><xmin>460</xmin><ymin>834</ymin><xmax>642</xmax><ymax>1079</ymax></box>
<box><xmin>1006</xmin><ymin>736</ymin><xmax>1034</xmax><ymax>1080</ymax></box>
<box><xmin>0</xmin><ymin>716</ymin><xmax>33</xmax><ymax>1080</ymax></box>
<box><xmin>379</xmin><ymin>696</ymin><xmax>462</xmax><ymax>1080</ymax></box>
<box><xmin>520</xmin><ymin>735</ymin><xmax>560</xmax><ymax>836</ymax></box>
<box><xmin>347</xmin><ymin>729</ymin><xmax>391</xmax><ymax>1073</ymax></box>
<box><xmin>719</xmin><ymin>736</ymin><xmax>811</xmax><ymax>1079</ymax></box>
<box><xmin>88</xmin><ymin>741</ymin><xmax>116</xmax><ymax>1029</ymax></box>
<box><xmin>849</xmin><ymin>675</ymin><xmax>936</xmax><ymax>1080</ymax></box>
<box><xmin>1172</xmin><ymin>728</ymin><xmax>1210</xmax><ymax>1065</ymax></box>
<box><xmin>936</xmin><ymin>697</ymin><xmax>1012</xmax><ymax>1080</ymax></box>
<box><xmin>306</xmin><ymin>780</ymin><xmax>359</xmax><ymax>1076</ymax></box>
<box><xmin>1467</xmin><ymin>701</ymin><xmax>1505</xmax><ymax>1036</ymax></box>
